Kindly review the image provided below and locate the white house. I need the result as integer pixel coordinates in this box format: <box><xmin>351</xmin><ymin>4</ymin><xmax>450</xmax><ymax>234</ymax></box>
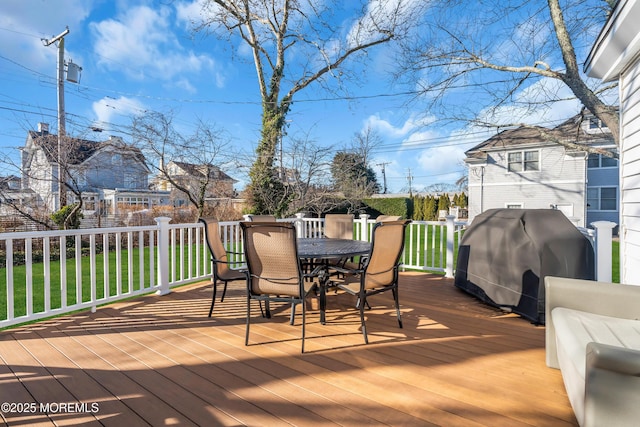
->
<box><xmin>464</xmin><ymin>112</ymin><xmax>617</xmax><ymax>227</ymax></box>
<box><xmin>585</xmin><ymin>0</ymin><xmax>640</xmax><ymax>285</ymax></box>
<box><xmin>150</xmin><ymin>160</ymin><xmax>237</xmax><ymax>208</ymax></box>
<box><xmin>0</xmin><ymin>175</ymin><xmax>38</xmax><ymax>220</ymax></box>
<box><xmin>21</xmin><ymin>123</ymin><xmax>152</xmax><ymax>213</ymax></box>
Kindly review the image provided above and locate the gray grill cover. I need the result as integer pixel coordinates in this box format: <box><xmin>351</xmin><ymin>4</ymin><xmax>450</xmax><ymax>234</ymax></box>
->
<box><xmin>454</xmin><ymin>209</ymin><xmax>595</xmax><ymax>324</ymax></box>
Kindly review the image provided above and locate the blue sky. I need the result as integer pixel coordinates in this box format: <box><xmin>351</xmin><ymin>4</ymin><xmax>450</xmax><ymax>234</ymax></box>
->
<box><xmin>0</xmin><ymin>0</ymin><xmax>597</xmax><ymax>194</ymax></box>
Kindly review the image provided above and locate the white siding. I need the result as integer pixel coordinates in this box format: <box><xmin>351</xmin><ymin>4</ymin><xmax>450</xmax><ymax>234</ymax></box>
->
<box><xmin>467</xmin><ymin>145</ymin><xmax>587</xmax><ymax>225</ymax></box>
<box><xmin>620</xmin><ymin>63</ymin><xmax>640</xmax><ymax>285</ymax></box>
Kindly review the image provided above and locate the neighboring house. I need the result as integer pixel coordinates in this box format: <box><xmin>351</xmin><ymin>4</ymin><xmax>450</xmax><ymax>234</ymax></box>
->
<box><xmin>21</xmin><ymin>123</ymin><xmax>153</xmax><ymax>213</ymax></box>
<box><xmin>585</xmin><ymin>0</ymin><xmax>640</xmax><ymax>285</ymax></box>
<box><xmin>464</xmin><ymin>111</ymin><xmax>618</xmax><ymax>228</ymax></box>
<box><xmin>0</xmin><ymin>175</ymin><xmax>37</xmax><ymax>216</ymax></box>
<box><xmin>151</xmin><ymin>160</ymin><xmax>237</xmax><ymax>207</ymax></box>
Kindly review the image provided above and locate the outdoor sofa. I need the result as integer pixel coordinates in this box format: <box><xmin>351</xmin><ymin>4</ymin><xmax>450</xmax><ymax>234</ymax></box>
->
<box><xmin>545</xmin><ymin>276</ymin><xmax>640</xmax><ymax>427</ymax></box>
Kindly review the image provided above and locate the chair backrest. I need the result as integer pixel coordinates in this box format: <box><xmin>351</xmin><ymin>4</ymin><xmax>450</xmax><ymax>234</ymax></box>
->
<box><xmin>324</xmin><ymin>214</ymin><xmax>354</xmax><ymax>239</ymax></box>
<box><xmin>247</xmin><ymin>215</ymin><xmax>277</xmax><ymax>222</ymax></box>
<box><xmin>376</xmin><ymin>215</ymin><xmax>402</xmax><ymax>222</ymax></box>
<box><xmin>199</xmin><ymin>217</ymin><xmax>235</xmax><ymax>276</ymax></box>
<box><xmin>363</xmin><ymin>220</ymin><xmax>410</xmax><ymax>289</ymax></box>
<box><xmin>240</xmin><ymin>222</ymin><xmax>302</xmax><ymax>297</ymax></box>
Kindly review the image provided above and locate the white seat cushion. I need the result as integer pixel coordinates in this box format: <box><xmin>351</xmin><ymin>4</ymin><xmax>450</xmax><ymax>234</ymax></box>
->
<box><xmin>553</xmin><ymin>308</ymin><xmax>640</xmax><ymax>377</ymax></box>
<box><xmin>552</xmin><ymin>307</ymin><xmax>640</xmax><ymax>425</ymax></box>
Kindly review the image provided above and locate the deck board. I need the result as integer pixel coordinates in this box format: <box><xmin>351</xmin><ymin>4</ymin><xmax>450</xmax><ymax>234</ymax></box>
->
<box><xmin>0</xmin><ymin>272</ymin><xmax>577</xmax><ymax>426</ymax></box>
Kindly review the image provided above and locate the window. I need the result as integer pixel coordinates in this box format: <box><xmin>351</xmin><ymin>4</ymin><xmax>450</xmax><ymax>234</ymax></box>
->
<box><xmin>508</xmin><ymin>152</ymin><xmax>522</xmax><ymax>172</ymax></box>
<box><xmin>587</xmin><ymin>187</ymin><xmax>617</xmax><ymax>211</ymax></box>
<box><xmin>508</xmin><ymin>150</ymin><xmax>539</xmax><ymax>172</ymax></box>
<box><xmin>506</xmin><ymin>203</ymin><xmax>523</xmax><ymax>209</ymax></box>
<box><xmin>111</xmin><ymin>154</ymin><xmax>122</xmax><ymax>165</ymax></box>
<box><xmin>123</xmin><ymin>173</ymin><xmax>139</xmax><ymax>189</ymax></box>
<box><xmin>587</xmin><ymin>153</ymin><xmax>617</xmax><ymax>168</ymax></box>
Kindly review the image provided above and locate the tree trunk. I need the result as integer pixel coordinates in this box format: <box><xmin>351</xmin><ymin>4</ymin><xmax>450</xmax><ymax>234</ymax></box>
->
<box><xmin>248</xmin><ymin>98</ymin><xmax>290</xmax><ymax>215</ymax></box>
<box><xmin>548</xmin><ymin>0</ymin><xmax>620</xmax><ymax>144</ymax></box>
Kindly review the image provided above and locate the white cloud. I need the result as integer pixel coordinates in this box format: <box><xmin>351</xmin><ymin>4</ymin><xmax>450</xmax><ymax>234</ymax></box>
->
<box><xmin>472</xmin><ymin>78</ymin><xmax>583</xmax><ymax>129</ymax></box>
<box><xmin>364</xmin><ymin>113</ymin><xmax>434</xmax><ymax>139</ymax></box>
<box><xmin>417</xmin><ymin>141</ymin><xmax>467</xmax><ymax>173</ymax></box>
<box><xmin>90</xmin><ymin>5</ymin><xmax>218</xmax><ymax>84</ymax></box>
<box><xmin>92</xmin><ymin>96</ymin><xmax>145</xmax><ymax>131</ymax></box>
<box><xmin>175</xmin><ymin>0</ymin><xmax>207</xmax><ymax>25</ymax></box>
<box><xmin>0</xmin><ymin>0</ymin><xmax>92</xmax><ymax>72</ymax></box>
<box><xmin>347</xmin><ymin>0</ymin><xmax>422</xmax><ymax>47</ymax></box>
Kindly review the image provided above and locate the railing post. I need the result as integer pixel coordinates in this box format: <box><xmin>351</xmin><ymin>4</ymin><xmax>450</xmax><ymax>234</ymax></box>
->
<box><xmin>358</xmin><ymin>214</ymin><xmax>370</xmax><ymax>241</ymax></box>
<box><xmin>591</xmin><ymin>221</ymin><xmax>616</xmax><ymax>283</ymax></box>
<box><xmin>155</xmin><ymin>216</ymin><xmax>172</xmax><ymax>296</ymax></box>
<box><xmin>295</xmin><ymin>212</ymin><xmax>305</xmax><ymax>238</ymax></box>
<box><xmin>445</xmin><ymin>215</ymin><xmax>456</xmax><ymax>278</ymax></box>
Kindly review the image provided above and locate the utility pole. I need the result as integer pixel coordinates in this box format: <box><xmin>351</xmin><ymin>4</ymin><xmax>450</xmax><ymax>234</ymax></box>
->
<box><xmin>377</xmin><ymin>162</ymin><xmax>390</xmax><ymax>194</ymax></box>
<box><xmin>407</xmin><ymin>168</ymin><xmax>414</xmax><ymax>197</ymax></box>
<box><xmin>42</xmin><ymin>27</ymin><xmax>70</xmax><ymax>210</ymax></box>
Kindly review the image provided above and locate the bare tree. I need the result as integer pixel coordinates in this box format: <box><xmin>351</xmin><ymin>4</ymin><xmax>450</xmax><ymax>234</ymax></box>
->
<box><xmin>281</xmin><ymin>134</ymin><xmax>337</xmax><ymax>216</ymax></box>
<box><xmin>191</xmin><ymin>0</ymin><xmax>423</xmax><ymax>215</ymax></box>
<box><xmin>352</xmin><ymin>125</ymin><xmax>383</xmax><ymax>166</ymax></box>
<box><xmin>2</xmin><ymin>131</ymin><xmax>95</xmax><ymax>230</ymax></box>
<box><xmin>130</xmin><ymin>111</ymin><xmax>235</xmax><ymax>218</ymax></box>
<box><xmin>0</xmin><ymin>175</ymin><xmax>52</xmax><ymax>230</ymax></box>
<box><xmin>401</xmin><ymin>0</ymin><xmax>619</xmax><ymax>150</ymax></box>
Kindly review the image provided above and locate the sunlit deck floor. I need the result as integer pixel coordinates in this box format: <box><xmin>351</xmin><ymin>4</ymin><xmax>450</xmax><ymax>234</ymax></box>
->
<box><xmin>0</xmin><ymin>272</ymin><xmax>576</xmax><ymax>426</ymax></box>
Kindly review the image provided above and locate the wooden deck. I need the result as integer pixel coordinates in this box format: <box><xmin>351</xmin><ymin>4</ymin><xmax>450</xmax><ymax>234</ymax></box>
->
<box><xmin>0</xmin><ymin>272</ymin><xmax>576</xmax><ymax>426</ymax></box>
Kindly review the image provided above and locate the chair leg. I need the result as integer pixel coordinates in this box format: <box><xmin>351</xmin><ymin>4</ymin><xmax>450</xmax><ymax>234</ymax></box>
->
<box><xmin>354</xmin><ymin>297</ymin><xmax>372</xmax><ymax>310</ymax></box>
<box><xmin>264</xmin><ymin>301</ymin><xmax>271</xmax><ymax>318</ymax></box>
<box><xmin>208</xmin><ymin>277</ymin><xmax>218</xmax><ymax>317</ymax></box>
<box><xmin>221</xmin><ymin>281</ymin><xmax>229</xmax><ymax>302</ymax></box>
<box><xmin>245</xmin><ymin>295</ymin><xmax>251</xmax><ymax>346</ymax></box>
<box><xmin>393</xmin><ymin>287</ymin><xmax>403</xmax><ymax>328</ymax></box>
<box><xmin>359</xmin><ymin>290</ymin><xmax>368</xmax><ymax>344</ymax></box>
<box><xmin>301</xmin><ymin>299</ymin><xmax>306</xmax><ymax>353</ymax></box>
<box><xmin>290</xmin><ymin>302</ymin><xmax>296</xmax><ymax>325</ymax></box>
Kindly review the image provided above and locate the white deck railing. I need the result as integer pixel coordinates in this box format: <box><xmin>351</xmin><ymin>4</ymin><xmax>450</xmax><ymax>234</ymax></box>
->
<box><xmin>0</xmin><ymin>214</ymin><xmax>614</xmax><ymax>329</ymax></box>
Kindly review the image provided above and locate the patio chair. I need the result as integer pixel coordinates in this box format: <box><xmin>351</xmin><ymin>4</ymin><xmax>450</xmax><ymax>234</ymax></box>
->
<box><xmin>321</xmin><ymin>213</ymin><xmax>356</xmax><ymax>270</ymax></box>
<box><xmin>199</xmin><ymin>217</ymin><xmax>245</xmax><ymax>317</ymax></box>
<box><xmin>376</xmin><ymin>215</ymin><xmax>402</xmax><ymax>222</ymax></box>
<box><xmin>323</xmin><ymin>214</ymin><xmax>354</xmax><ymax>239</ymax></box>
<box><xmin>240</xmin><ymin>221</ymin><xmax>319</xmax><ymax>353</ymax></box>
<box><xmin>329</xmin><ymin>220</ymin><xmax>410</xmax><ymax>344</ymax></box>
<box><xmin>247</xmin><ymin>214</ymin><xmax>277</xmax><ymax>222</ymax></box>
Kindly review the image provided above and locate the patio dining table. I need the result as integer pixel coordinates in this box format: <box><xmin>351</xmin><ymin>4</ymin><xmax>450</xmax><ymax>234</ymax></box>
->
<box><xmin>297</xmin><ymin>238</ymin><xmax>371</xmax><ymax>324</ymax></box>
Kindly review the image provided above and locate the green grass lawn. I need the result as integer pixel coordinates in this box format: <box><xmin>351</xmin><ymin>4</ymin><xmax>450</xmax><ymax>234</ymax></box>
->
<box><xmin>0</xmin><ymin>236</ymin><xmax>622</xmax><ymax>322</ymax></box>
<box><xmin>0</xmin><ymin>244</ymin><xmax>208</xmax><ymax>321</ymax></box>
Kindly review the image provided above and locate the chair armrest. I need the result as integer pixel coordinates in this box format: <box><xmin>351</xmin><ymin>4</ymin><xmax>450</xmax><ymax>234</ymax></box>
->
<box><xmin>210</xmin><ymin>250</ymin><xmax>243</xmax><ymax>265</ymax></box>
<box><xmin>587</xmin><ymin>342</ymin><xmax>640</xmax><ymax>375</ymax></box>
<box><xmin>584</xmin><ymin>342</ymin><xmax>640</xmax><ymax>427</ymax></box>
<box><xmin>545</xmin><ymin>276</ymin><xmax>640</xmax><ymax>368</ymax></box>
<box><xmin>211</xmin><ymin>258</ymin><xmax>235</xmax><ymax>265</ymax></box>
<box><xmin>305</xmin><ymin>265</ymin><xmax>326</xmax><ymax>278</ymax></box>
<box><xmin>328</xmin><ymin>265</ymin><xmax>363</xmax><ymax>275</ymax></box>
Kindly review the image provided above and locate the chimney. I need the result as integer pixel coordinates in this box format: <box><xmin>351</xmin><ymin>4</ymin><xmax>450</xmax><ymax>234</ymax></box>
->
<box><xmin>38</xmin><ymin>123</ymin><xmax>49</xmax><ymax>134</ymax></box>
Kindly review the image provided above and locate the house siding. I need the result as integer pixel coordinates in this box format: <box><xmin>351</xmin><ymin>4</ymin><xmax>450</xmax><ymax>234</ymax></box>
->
<box><xmin>81</xmin><ymin>150</ymin><xmax>148</xmax><ymax>191</ymax></box>
<box><xmin>29</xmin><ymin>149</ymin><xmax>56</xmax><ymax>210</ymax></box>
<box><xmin>586</xmin><ymin>162</ymin><xmax>619</xmax><ymax>226</ymax></box>
<box><xmin>467</xmin><ymin>145</ymin><xmax>587</xmax><ymax>225</ymax></box>
<box><xmin>620</xmin><ymin>63</ymin><xmax>640</xmax><ymax>285</ymax></box>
